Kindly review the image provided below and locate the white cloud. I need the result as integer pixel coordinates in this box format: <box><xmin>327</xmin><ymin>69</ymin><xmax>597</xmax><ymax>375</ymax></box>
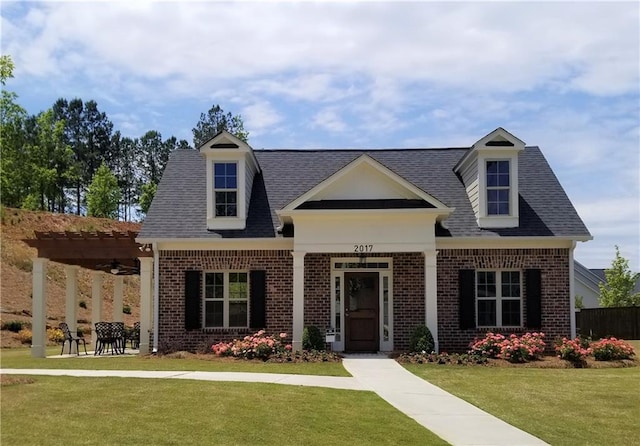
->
<box><xmin>312</xmin><ymin>108</ymin><xmax>347</xmax><ymax>133</ymax></box>
<box><xmin>5</xmin><ymin>2</ymin><xmax>638</xmax><ymax>100</ymax></box>
<box><xmin>241</xmin><ymin>101</ymin><xmax>283</xmax><ymax>136</ymax></box>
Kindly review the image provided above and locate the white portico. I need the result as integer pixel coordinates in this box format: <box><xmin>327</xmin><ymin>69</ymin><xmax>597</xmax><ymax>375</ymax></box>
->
<box><xmin>277</xmin><ymin>155</ymin><xmax>453</xmax><ymax>352</ymax></box>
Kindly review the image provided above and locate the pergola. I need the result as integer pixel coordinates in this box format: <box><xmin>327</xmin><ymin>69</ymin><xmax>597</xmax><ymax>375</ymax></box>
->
<box><xmin>24</xmin><ymin>231</ymin><xmax>154</xmax><ymax>357</ymax></box>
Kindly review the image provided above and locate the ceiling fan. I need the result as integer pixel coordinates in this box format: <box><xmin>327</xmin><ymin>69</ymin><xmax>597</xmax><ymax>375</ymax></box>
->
<box><xmin>96</xmin><ymin>259</ymin><xmax>140</xmax><ymax>275</ymax></box>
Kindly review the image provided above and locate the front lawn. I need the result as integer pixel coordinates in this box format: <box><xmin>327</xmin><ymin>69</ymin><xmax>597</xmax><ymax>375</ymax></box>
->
<box><xmin>406</xmin><ymin>364</ymin><xmax>640</xmax><ymax>446</ymax></box>
<box><xmin>0</xmin><ymin>348</ymin><xmax>349</xmax><ymax>376</ymax></box>
<box><xmin>1</xmin><ymin>375</ymin><xmax>448</xmax><ymax>446</ymax></box>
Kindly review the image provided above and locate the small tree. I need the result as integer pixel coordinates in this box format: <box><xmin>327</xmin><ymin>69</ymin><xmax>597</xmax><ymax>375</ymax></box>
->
<box><xmin>87</xmin><ymin>163</ymin><xmax>121</xmax><ymax>219</ymax></box>
<box><xmin>598</xmin><ymin>246</ymin><xmax>640</xmax><ymax>307</ymax></box>
<box><xmin>138</xmin><ymin>182</ymin><xmax>157</xmax><ymax>216</ymax></box>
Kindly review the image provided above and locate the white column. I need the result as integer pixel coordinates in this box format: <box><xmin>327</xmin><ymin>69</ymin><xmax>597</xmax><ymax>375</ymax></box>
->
<box><xmin>424</xmin><ymin>250</ymin><xmax>439</xmax><ymax>353</ymax></box>
<box><xmin>65</xmin><ymin>265</ymin><xmax>79</xmax><ymax>353</ymax></box>
<box><xmin>291</xmin><ymin>251</ymin><xmax>306</xmax><ymax>351</ymax></box>
<box><xmin>569</xmin><ymin>241</ymin><xmax>577</xmax><ymax>338</ymax></box>
<box><xmin>31</xmin><ymin>258</ymin><xmax>48</xmax><ymax>358</ymax></box>
<box><xmin>139</xmin><ymin>257</ymin><xmax>154</xmax><ymax>355</ymax></box>
<box><xmin>113</xmin><ymin>275</ymin><xmax>124</xmax><ymax>323</ymax></box>
<box><xmin>91</xmin><ymin>272</ymin><xmax>103</xmax><ymax>349</ymax></box>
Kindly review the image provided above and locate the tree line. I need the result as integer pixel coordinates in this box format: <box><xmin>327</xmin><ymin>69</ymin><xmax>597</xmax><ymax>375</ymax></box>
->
<box><xmin>0</xmin><ymin>55</ymin><xmax>247</xmax><ymax>220</ymax></box>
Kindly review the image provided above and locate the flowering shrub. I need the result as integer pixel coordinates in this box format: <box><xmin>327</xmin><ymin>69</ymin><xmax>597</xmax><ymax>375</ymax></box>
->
<box><xmin>211</xmin><ymin>330</ymin><xmax>291</xmax><ymax>361</ymax></box>
<box><xmin>555</xmin><ymin>337</ymin><xmax>591</xmax><ymax>364</ymax></box>
<box><xmin>590</xmin><ymin>337</ymin><xmax>635</xmax><ymax>361</ymax></box>
<box><xmin>469</xmin><ymin>332</ymin><xmax>545</xmax><ymax>362</ymax></box>
<box><xmin>47</xmin><ymin>328</ymin><xmax>65</xmax><ymax>343</ymax></box>
<box><xmin>469</xmin><ymin>332</ymin><xmax>506</xmax><ymax>358</ymax></box>
<box><xmin>17</xmin><ymin>328</ymin><xmax>32</xmax><ymax>344</ymax></box>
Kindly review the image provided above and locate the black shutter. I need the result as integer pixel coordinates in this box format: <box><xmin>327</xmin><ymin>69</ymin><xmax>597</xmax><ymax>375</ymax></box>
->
<box><xmin>185</xmin><ymin>270</ymin><xmax>201</xmax><ymax>330</ymax></box>
<box><xmin>526</xmin><ymin>269</ymin><xmax>542</xmax><ymax>329</ymax></box>
<box><xmin>459</xmin><ymin>269</ymin><xmax>476</xmax><ymax>329</ymax></box>
<box><xmin>250</xmin><ymin>270</ymin><xmax>266</xmax><ymax>329</ymax></box>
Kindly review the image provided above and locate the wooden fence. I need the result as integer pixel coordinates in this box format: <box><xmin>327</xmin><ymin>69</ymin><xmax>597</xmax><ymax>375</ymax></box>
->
<box><xmin>576</xmin><ymin>306</ymin><xmax>640</xmax><ymax>340</ymax></box>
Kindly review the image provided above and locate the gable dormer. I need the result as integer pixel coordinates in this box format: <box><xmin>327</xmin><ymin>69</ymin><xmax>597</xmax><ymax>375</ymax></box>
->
<box><xmin>199</xmin><ymin>131</ymin><xmax>260</xmax><ymax>231</ymax></box>
<box><xmin>454</xmin><ymin>128</ymin><xmax>525</xmax><ymax>228</ymax></box>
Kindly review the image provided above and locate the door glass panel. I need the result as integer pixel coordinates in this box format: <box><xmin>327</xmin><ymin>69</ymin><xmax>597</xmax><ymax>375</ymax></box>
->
<box><xmin>383</xmin><ymin>276</ymin><xmax>389</xmax><ymax>342</ymax></box>
<box><xmin>334</xmin><ymin>276</ymin><xmax>341</xmax><ymax>341</ymax></box>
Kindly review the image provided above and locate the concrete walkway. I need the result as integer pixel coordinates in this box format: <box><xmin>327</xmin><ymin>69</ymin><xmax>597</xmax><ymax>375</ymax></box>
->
<box><xmin>1</xmin><ymin>355</ymin><xmax>549</xmax><ymax>446</ymax></box>
<box><xmin>342</xmin><ymin>355</ymin><xmax>548</xmax><ymax>446</ymax></box>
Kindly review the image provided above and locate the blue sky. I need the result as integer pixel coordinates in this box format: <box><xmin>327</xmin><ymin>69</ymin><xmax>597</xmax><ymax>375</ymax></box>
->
<box><xmin>2</xmin><ymin>0</ymin><xmax>639</xmax><ymax>270</ymax></box>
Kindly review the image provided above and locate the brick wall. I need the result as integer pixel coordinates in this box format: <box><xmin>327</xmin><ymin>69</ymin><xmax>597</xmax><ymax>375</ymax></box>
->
<box><xmin>157</xmin><ymin>247</ymin><xmax>571</xmax><ymax>354</ymax></box>
<box><xmin>436</xmin><ymin>248</ymin><xmax>571</xmax><ymax>353</ymax></box>
<box><xmin>158</xmin><ymin>250</ymin><xmax>292</xmax><ymax>352</ymax></box>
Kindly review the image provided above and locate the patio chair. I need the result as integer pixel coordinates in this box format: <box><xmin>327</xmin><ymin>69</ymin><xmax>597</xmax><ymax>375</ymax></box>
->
<box><xmin>129</xmin><ymin>322</ymin><xmax>140</xmax><ymax>350</ymax></box>
<box><xmin>94</xmin><ymin>321</ymin><xmax>115</xmax><ymax>355</ymax></box>
<box><xmin>59</xmin><ymin>322</ymin><xmax>88</xmax><ymax>356</ymax></box>
<box><xmin>111</xmin><ymin>322</ymin><xmax>126</xmax><ymax>354</ymax></box>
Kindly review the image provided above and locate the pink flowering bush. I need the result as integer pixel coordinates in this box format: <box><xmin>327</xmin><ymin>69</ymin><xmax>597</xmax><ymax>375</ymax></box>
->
<box><xmin>498</xmin><ymin>332</ymin><xmax>546</xmax><ymax>363</ymax></box>
<box><xmin>469</xmin><ymin>332</ymin><xmax>506</xmax><ymax>358</ymax></box>
<box><xmin>211</xmin><ymin>330</ymin><xmax>291</xmax><ymax>361</ymax></box>
<box><xmin>590</xmin><ymin>337</ymin><xmax>635</xmax><ymax>361</ymax></box>
<box><xmin>555</xmin><ymin>337</ymin><xmax>591</xmax><ymax>364</ymax></box>
<box><xmin>469</xmin><ymin>332</ymin><xmax>545</xmax><ymax>362</ymax></box>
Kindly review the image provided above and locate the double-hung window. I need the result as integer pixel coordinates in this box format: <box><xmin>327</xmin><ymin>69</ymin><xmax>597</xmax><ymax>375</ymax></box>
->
<box><xmin>204</xmin><ymin>272</ymin><xmax>248</xmax><ymax>328</ymax></box>
<box><xmin>486</xmin><ymin>160</ymin><xmax>510</xmax><ymax>215</ymax></box>
<box><xmin>476</xmin><ymin>271</ymin><xmax>522</xmax><ymax>327</ymax></box>
<box><xmin>214</xmin><ymin>162</ymin><xmax>237</xmax><ymax>217</ymax></box>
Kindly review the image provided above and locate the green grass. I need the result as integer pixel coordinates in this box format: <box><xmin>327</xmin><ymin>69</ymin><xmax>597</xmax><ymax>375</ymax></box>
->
<box><xmin>0</xmin><ymin>348</ymin><xmax>349</xmax><ymax>376</ymax></box>
<box><xmin>406</xmin><ymin>364</ymin><xmax>640</xmax><ymax>446</ymax></box>
<box><xmin>1</xmin><ymin>376</ymin><xmax>448</xmax><ymax>446</ymax></box>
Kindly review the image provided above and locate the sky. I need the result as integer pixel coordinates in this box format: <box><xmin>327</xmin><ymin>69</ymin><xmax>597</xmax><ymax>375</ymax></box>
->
<box><xmin>1</xmin><ymin>0</ymin><xmax>639</xmax><ymax>270</ymax></box>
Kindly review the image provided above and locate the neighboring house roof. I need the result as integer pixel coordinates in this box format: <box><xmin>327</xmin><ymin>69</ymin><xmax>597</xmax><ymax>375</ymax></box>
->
<box><xmin>139</xmin><ymin>146</ymin><xmax>592</xmax><ymax>240</ymax></box>
<box><xmin>575</xmin><ymin>261</ymin><xmax>605</xmax><ymax>294</ymax></box>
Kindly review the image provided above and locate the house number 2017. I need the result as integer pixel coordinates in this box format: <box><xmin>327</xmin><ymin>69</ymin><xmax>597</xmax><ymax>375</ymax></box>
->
<box><xmin>354</xmin><ymin>244</ymin><xmax>373</xmax><ymax>253</ymax></box>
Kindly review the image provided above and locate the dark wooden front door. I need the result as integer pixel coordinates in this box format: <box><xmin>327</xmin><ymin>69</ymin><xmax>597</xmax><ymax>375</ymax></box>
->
<box><xmin>345</xmin><ymin>272</ymin><xmax>379</xmax><ymax>352</ymax></box>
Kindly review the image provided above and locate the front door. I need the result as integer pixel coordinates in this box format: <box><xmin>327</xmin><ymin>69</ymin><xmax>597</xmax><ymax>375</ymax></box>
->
<box><xmin>345</xmin><ymin>272</ymin><xmax>379</xmax><ymax>352</ymax></box>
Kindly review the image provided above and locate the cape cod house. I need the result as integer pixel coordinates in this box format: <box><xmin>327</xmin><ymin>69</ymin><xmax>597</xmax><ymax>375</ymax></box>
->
<box><xmin>135</xmin><ymin>127</ymin><xmax>591</xmax><ymax>354</ymax></box>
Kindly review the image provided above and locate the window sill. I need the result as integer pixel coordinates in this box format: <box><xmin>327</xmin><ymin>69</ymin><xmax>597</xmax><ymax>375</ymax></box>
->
<box><xmin>477</xmin><ymin>215</ymin><xmax>519</xmax><ymax>228</ymax></box>
<box><xmin>206</xmin><ymin>217</ymin><xmax>246</xmax><ymax>230</ymax></box>
<box><xmin>477</xmin><ymin>326</ymin><xmax>524</xmax><ymax>332</ymax></box>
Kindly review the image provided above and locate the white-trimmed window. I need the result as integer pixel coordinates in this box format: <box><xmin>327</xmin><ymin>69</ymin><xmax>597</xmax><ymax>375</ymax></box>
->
<box><xmin>214</xmin><ymin>162</ymin><xmax>238</xmax><ymax>217</ymax></box>
<box><xmin>204</xmin><ymin>272</ymin><xmax>248</xmax><ymax>327</ymax></box>
<box><xmin>486</xmin><ymin>160</ymin><xmax>510</xmax><ymax>215</ymax></box>
<box><xmin>476</xmin><ymin>270</ymin><xmax>522</xmax><ymax>327</ymax></box>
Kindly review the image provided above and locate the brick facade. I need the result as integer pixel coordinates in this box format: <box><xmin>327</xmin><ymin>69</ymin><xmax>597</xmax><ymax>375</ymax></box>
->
<box><xmin>157</xmin><ymin>247</ymin><xmax>570</xmax><ymax>354</ymax></box>
<box><xmin>437</xmin><ymin>248</ymin><xmax>571</xmax><ymax>353</ymax></box>
<box><xmin>158</xmin><ymin>250</ymin><xmax>293</xmax><ymax>352</ymax></box>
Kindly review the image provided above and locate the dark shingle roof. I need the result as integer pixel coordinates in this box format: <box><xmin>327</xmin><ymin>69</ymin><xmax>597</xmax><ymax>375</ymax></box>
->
<box><xmin>139</xmin><ymin>146</ymin><xmax>591</xmax><ymax>240</ymax></box>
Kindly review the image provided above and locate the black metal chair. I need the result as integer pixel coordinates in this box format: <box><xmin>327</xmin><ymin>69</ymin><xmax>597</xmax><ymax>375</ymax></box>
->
<box><xmin>94</xmin><ymin>321</ymin><xmax>115</xmax><ymax>355</ymax></box>
<box><xmin>59</xmin><ymin>322</ymin><xmax>88</xmax><ymax>356</ymax></box>
<box><xmin>129</xmin><ymin>321</ymin><xmax>140</xmax><ymax>350</ymax></box>
<box><xmin>111</xmin><ymin>322</ymin><xmax>126</xmax><ymax>354</ymax></box>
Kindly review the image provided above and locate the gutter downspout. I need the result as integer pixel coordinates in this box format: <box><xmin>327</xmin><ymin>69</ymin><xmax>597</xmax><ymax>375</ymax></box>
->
<box><xmin>152</xmin><ymin>242</ymin><xmax>159</xmax><ymax>353</ymax></box>
<box><xmin>569</xmin><ymin>241</ymin><xmax>577</xmax><ymax>339</ymax></box>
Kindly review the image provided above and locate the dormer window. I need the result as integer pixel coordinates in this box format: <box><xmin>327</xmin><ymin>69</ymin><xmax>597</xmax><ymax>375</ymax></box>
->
<box><xmin>453</xmin><ymin>128</ymin><xmax>525</xmax><ymax>229</ymax></box>
<box><xmin>486</xmin><ymin>160</ymin><xmax>510</xmax><ymax>215</ymax></box>
<box><xmin>214</xmin><ymin>162</ymin><xmax>238</xmax><ymax>217</ymax></box>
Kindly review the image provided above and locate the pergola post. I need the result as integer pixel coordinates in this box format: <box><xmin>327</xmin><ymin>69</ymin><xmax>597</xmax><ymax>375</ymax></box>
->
<box><xmin>113</xmin><ymin>275</ymin><xmax>124</xmax><ymax>323</ymax></box>
<box><xmin>139</xmin><ymin>257</ymin><xmax>154</xmax><ymax>355</ymax></box>
<box><xmin>91</xmin><ymin>271</ymin><xmax>103</xmax><ymax>349</ymax></box>
<box><xmin>65</xmin><ymin>265</ymin><xmax>80</xmax><ymax>353</ymax></box>
<box><xmin>31</xmin><ymin>258</ymin><xmax>48</xmax><ymax>358</ymax></box>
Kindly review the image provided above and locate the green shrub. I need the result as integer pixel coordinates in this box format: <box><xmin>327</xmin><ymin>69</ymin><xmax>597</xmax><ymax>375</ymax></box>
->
<box><xmin>409</xmin><ymin>324</ymin><xmax>434</xmax><ymax>353</ymax></box>
<box><xmin>2</xmin><ymin>320</ymin><xmax>24</xmax><ymax>333</ymax></box>
<box><xmin>591</xmin><ymin>337</ymin><xmax>635</xmax><ymax>361</ymax></box>
<box><xmin>302</xmin><ymin>326</ymin><xmax>325</xmax><ymax>351</ymax></box>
